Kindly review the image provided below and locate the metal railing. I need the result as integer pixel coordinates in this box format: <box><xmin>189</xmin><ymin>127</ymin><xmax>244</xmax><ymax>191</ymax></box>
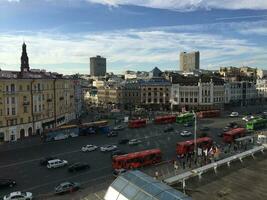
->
<box><xmin>164</xmin><ymin>145</ymin><xmax>265</xmax><ymax>186</ymax></box>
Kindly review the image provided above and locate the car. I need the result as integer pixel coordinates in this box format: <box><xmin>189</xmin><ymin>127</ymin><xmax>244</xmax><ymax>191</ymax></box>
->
<box><xmin>0</xmin><ymin>179</ymin><xmax>16</xmax><ymax>189</ymax></box>
<box><xmin>113</xmin><ymin>125</ymin><xmax>125</xmax><ymax>131</ymax></box>
<box><xmin>81</xmin><ymin>145</ymin><xmax>98</xmax><ymax>152</ymax></box>
<box><xmin>113</xmin><ymin>168</ymin><xmax>127</xmax><ymax>177</ymax></box>
<box><xmin>54</xmin><ymin>182</ymin><xmax>80</xmax><ymax>195</ymax></box>
<box><xmin>3</xmin><ymin>191</ymin><xmax>32</xmax><ymax>200</ymax></box>
<box><xmin>183</xmin><ymin>122</ymin><xmax>193</xmax><ymax>127</ymax></box>
<box><xmin>68</xmin><ymin>162</ymin><xmax>90</xmax><ymax>172</ymax></box>
<box><xmin>47</xmin><ymin>159</ymin><xmax>68</xmax><ymax>169</ymax></box>
<box><xmin>200</xmin><ymin>127</ymin><xmax>209</xmax><ymax>131</ymax></box>
<box><xmin>217</xmin><ymin>132</ymin><xmax>224</xmax><ymax>137</ymax></box>
<box><xmin>180</xmin><ymin>131</ymin><xmax>192</xmax><ymax>137</ymax></box>
<box><xmin>111</xmin><ymin>150</ymin><xmax>127</xmax><ymax>158</ymax></box>
<box><xmin>40</xmin><ymin>156</ymin><xmax>58</xmax><ymax>166</ymax></box>
<box><xmin>54</xmin><ymin>134</ymin><xmax>68</xmax><ymax>141</ymax></box>
<box><xmin>242</xmin><ymin>115</ymin><xmax>254</xmax><ymax>122</ymax></box>
<box><xmin>100</xmin><ymin>145</ymin><xmax>118</xmax><ymax>152</ymax></box>
<box><xmin>118</xmin><ymin>139</ymin><xmax>129</xmax><ymax>144</ymax></box>
<box><xmin>227</xmin><ymin>122</ymin><xmax>238</xmax><ymax>128</ymax></box>
<box><xmin>128</xmin><ymin>139</ymin><xmax>142</xmax><ymax>145</ymax></box>
<box><xmin>229</xmin><ymin>112</ymin><xmax>239</xmax><ymax>117</ymax></box>
<box><xmin>223</xmin><ymin>126</ymin><xmax>231</xmax><ymax>132</ymax></box>
<box><xmin>164</xmin><ymin>126</ymin><xmax>174</xmax><ymax>133</ymax></box>
<box><xmin>107</xmin><ymin>131</ymin><xmax>118</xmax><ymax>137</ymax></box>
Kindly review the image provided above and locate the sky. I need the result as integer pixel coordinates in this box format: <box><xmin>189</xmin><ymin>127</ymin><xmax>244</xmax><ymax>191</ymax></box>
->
<box><xmin>0</xmin><ymin>0</ymin><xmax>267</xmax><ymax>75</ymax></box>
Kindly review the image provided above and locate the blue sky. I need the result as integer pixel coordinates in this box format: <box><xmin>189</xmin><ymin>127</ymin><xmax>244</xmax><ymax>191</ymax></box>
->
<box><xmin>0</xmin><ymin>0</ymin><xmax>267</xmax><ymax>74</ymax></box>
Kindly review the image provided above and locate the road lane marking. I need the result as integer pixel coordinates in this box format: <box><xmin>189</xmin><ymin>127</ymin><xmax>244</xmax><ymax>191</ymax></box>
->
<box><xmin>20</xmin><ymin>166</ymin><xmax>111</xmax><ymax>192</ymax></box>
<box><xmin>0</xmin><ymin>149</ymin><xmax>81</xmax><ymax>169</ymax></box>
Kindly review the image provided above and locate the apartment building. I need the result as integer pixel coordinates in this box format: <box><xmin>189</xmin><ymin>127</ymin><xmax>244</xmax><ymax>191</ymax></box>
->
<box><xmin>0</xmin><ymin>43</ymin><xmax>75</xmax><ymax>142</ymax></box>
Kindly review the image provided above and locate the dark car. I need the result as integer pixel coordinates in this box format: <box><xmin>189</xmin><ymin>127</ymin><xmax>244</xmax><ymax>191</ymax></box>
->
<box><xmin>54</xmin><ymin>181</ymin><xmax>80</xmax><ymax>195</ymax></box>
<box><xmin>183</xmin><ymin>122</ymin><xmax>193</xmax><ymax>127</ymax></box>
<box><xmin>164</xmin><ymin>127</ymin><xmax>174</xmax><ymax>133</ymax></box>
<box><xmin>118</xmin><ymin>139</ymin><xmax>129</xmax><ymax>144</ymax></box>
<box><xmin>68</xmin><ymin>163</ymin><xmax>90</xmax><ymax>172</ymax></box>
<box><xmin>111</xmin><ymin>150</ymin><xmax>127</xmax><ymax>158</ymax></box>
<box><xmin>40</xmin><ymin>156</ymin><xmax>57</xmax><ymax>166</ymax></box>
<box><xmin>113</xmin><ymin>125</ymin><xmax>125</xmax><ymax>131</ymax></box>
<box><xmin>0</xmin><ymin>179</ymin><xmax>16</xmax><ymax>189</ymax></box>
<box><xmin>113</xmin><ymin>169</ymin><xmax>127</xmax><ymax>177</ymax></box>
<box><xmin>107</xmin><ymin>131</ymin><xmax>118</xmax><ymax>137</ymax></box>
<box><xmin>227</xmin><ymin>122</ymin><xmax>238</xmax><ymax>128</ymax></box>
<box><xmin>200</xmin><ymin>127</ymin><xmax>209</xmax><ymax>131</ymax></box>
<box><xmin>218</xmin><ymin>132</ymin><xmax>224</xmax><ymax>137</ymax></box>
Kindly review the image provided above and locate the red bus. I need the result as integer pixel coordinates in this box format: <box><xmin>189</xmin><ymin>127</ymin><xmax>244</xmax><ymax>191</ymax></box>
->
<box><xmin>128</xmin><ymin>119</ymin><xmax>147</xmax><ymax>128</ymax></box>
<box><xmin>223</xmin><ymin>128</ymin><xmax>246</xmax><ymax>143</ymax></box>
<box><xmin>176</xmin><ymin>137</ymin><xmax>213</xmax><ymax>155</ymax></box>
<box><xmin>197</xmin><ymin>110</ymin><xmax>220</xmax><ymax>118</ymax></box>
<box><xmin>112</xmin><ymin>149</ymin><xmax>162</xmax><ymax>169</ymax></box>
<box><xmin>154</xmin><ymin>115</ymin><xmax>176</xmax><ymax>124</ymax></box>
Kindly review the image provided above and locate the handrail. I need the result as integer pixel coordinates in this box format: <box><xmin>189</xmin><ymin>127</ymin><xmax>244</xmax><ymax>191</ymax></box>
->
<box><xmin>164</xmin><ymin>145</ymin><xmax>265</xmax><ymax>185</ymax></box>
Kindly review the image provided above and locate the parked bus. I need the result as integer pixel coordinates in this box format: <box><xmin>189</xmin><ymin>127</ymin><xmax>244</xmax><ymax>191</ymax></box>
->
<box><xmin>246</xmin><ymin>118</ymin><xmax>267</xmax><ymax>131</ymax></box>
<box><xmin>112</xmin><ymin>149</ymin><xmax>162</xmax><ymax>169</ymax></box>
<box><xmin>176</xmin><ymin>137</ymin><xmax>213</xmax><ymax>155</ymax></box>
<box><xmin>154</xmin><ymin>115</ymin><xmax>176</xmax><ymax>124</ymax></box>
<box><xmin>223</xmin><ymin>128</ymin><xmax>246</xmax><ymax>143</ymax></box>
<box><xmin>79</xmin><ymin>120</ymin><xmax>109</xmax><ymax>135</ymax></box>
<box><xmin>176</xmin><ymin>112</ymin><xmax>194</xmax><ymax>124</ymax></box>
<box><xmin>128</xmin><ymin>119</ymin><xmax>147</xmax><ymax>128</ymax></box>
<box><xmin>197</xmin><ymin>110</ymin><xmax>220</xmax><ymax>118</ymax></box>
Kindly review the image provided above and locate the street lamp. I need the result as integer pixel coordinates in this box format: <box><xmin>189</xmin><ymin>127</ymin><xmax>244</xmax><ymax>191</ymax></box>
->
<box><xmin>192</xmin><ymin>110</ymin><xmax>197</xmax><ymax>162</ymax></box>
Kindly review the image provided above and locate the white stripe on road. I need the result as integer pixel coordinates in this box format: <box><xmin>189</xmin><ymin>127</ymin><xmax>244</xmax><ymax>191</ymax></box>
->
<box><xmin>0</xmin><ymin>149</ymin><xmax>81</xmax><ymax>169</ymax></box>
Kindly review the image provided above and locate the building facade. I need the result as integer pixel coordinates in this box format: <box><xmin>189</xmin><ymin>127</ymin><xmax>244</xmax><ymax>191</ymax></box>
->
<box><xmin>224</xmin><ymin>81</ymin><xmax>258</xmax><ymax>106</ymax></box>
<box><xmin>180</xmin><ymin>51</ymin><xmax>200</xmax><ymax>72</ymax></box>
<box><xmin>256</xmin><ymin>78</ymin><xmax>267</xmax><ymax>103</ymax></box>
<box><xmin>90</xmin><ymin>55</ymin><xmax>106</xmax><ymax>77</ymax></box>
<box><xmin>0</xmin><ymin>43</ymin><xmax>75</xmax><ymax>142</ymax></box>
<box><xmin>170</xmin><ymin>75</ymin><xmax>225</xmax><ymax>111</ymax></box>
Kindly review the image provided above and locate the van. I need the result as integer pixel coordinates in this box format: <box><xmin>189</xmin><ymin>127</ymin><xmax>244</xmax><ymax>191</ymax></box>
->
<box><xmin>47</xmin><ymin>159</ymin><xmax>68</xmax><ymax>169</ymax></box>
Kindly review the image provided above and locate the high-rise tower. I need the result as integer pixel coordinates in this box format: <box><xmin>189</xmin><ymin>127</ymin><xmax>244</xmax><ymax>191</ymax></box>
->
<box><xmin>21</xmin><ymin>42</ymin><xmax>30</xmax><ymax>72</ymax></box>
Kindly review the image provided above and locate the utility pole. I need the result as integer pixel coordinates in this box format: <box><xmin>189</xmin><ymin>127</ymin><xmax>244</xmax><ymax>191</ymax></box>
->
<box><xmin>193</xmin><ymin>110</ymin><xmax>197</xmax><ymax>161</ymax></box>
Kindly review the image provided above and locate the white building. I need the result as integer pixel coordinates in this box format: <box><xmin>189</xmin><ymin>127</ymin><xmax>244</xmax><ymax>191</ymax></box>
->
<box><xmin>256</xmin><ymin>79</ymin><xmax>267</xmax><ymax>102</ymax></box>
<box><xmin>170</xmin><ymin>76</ymin><xmax>224</xmax><ymax>111</ymax></box>
<box><xmin>225</xmin><ymin>81</ymin><xmax>258</xmax><ymax>106</ymax></box>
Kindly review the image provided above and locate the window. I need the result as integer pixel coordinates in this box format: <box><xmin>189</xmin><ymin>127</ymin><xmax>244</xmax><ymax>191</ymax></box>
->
<box><xmin>28</xmin><ymin>117</ymin><xmax>31</xmax><ymax>122</ymax></box>
<box><xmin>0</xmin><ymin>121</ymin><xmax>2</xmax><ymax>126</ymax></box>
<box><xmin>39</xmin><ymin>105</ymin><xmax>41</xmax><ymax>111</ymax></box>
<box><xmin>27</xmin><ymin>85</ymin><xmax>30</xmax><ymax>91</ymax></box>
<box><xmin>148</xmin><ymin>92</ymin><xmax>151</xmax><ymax>96</ymax></box>
<box><xmin>7</xmin><ymin>108</ymin><xmax>9</xmax><ymax>115</ymax></box>
<box><xmin>6</xmin><ymin>97</ymin><xmax>9</xmax><ymax>104</ymax></box>
<box><xmin>38</xmin><ymin>95</ymin><xmax>41</xmax><ymax>101</ymax></box>
<box><xmin>24</xmin><ymin>106</ymin><xmax>28</xmax><ymax>113</ymax></box>
<box><xmin>19</xmin><ymin>85</ymin><xmax>22</xmax><ymax>91</ymax></box>
<box><xmin>12</xmin><ymin>108</ymin><xmax>16</xmax><ymax>115</ymax></box>
<box><xmin>194</xmin><ymin>98</ymin><xmax>197</xmax><ymax>103</ymax></box>
<box><xmin>38</xmin><ymin>83</ymin><xmax>41</xmax><ymax>91</ymax></box>
<box><xmin>181</xmin><ymin>98</ymin><xmax>184</xmax><ymax>103</ymax></box>
<box><xmin>185</xmin><ymin>98</ymin><xmax>188</xmax><ymax>103</ymax></box>
<box><xmin>23</xmin><ymin>96</ymin><xmax>27</xmax><ymax>101</ymax></box>
<box><xmin>11</xmin><ymin>97</ymin><xmax>15</xmax><ymax>104</ymax></box>
<box><xmin>0</xmin><ymin>109</ymin><xmax>2</xmax><ymax>116</ymax></box>
<box><xmin>11</xmin><ymin>84</ymin><xmax>15</xmax><ymax>92</ymax></box>
<box><xmin>34</xmin><ymin>105</ymin><xmax>37</xmax><ymax>112</ymax></box>
<box><xmin>6</xmin><ymin>85</ymin><xmax>8</xmax><ymax>92</ymax></box>
<box><xmin>190</xmin><ymin>98</ymin><xmax>193</xmax><ymax>103</ymax></box>
<box><xmin>20</xmin><ymin>118</ymin><xmax>23</xmax><ymax>123</ymax></box>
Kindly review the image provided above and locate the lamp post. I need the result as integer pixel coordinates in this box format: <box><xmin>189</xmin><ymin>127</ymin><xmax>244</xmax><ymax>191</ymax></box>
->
<box><xmin>192</xmin><ymin>110</ymin><xmax>197</xmax><ymax>162</ymax></box>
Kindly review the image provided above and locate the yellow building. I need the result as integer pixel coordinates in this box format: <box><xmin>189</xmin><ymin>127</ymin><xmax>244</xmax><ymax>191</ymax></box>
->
<box><xmin>0</xmin><ymin>43</ymin><xmax>75</xmax><ymax>142</ymax></box>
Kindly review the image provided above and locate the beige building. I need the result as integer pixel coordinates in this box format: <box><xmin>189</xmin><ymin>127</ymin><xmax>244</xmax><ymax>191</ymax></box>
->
<box><xmin>0</xmin><ymin>43</ymin><xmax>75</xmax><ymax>142</ymax></box>
<box><xmin>180</xmin><ymin>51</ymin><xmax>200</xmax><ymax>72</ymax></box>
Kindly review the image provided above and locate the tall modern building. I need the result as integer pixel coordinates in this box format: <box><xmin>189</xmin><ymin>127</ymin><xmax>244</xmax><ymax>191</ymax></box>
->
<box><xmin>180</xmin><ymin>51</ymin><xmax>200</xmax><ymax>72</ymax></box>
<box><xmin>90</xmin><ymin>55</ymin><xmax>106</xmax><ymax>77</ymax></box>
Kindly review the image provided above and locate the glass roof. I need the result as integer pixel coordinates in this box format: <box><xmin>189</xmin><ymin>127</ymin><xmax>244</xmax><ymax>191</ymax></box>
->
<box><xmin>104</xmin><ymin>170</ymin><xmax>192</xmax><ymax>200</ymax></box>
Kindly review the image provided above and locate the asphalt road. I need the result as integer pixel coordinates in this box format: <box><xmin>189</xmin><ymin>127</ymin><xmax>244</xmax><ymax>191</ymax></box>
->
<box><xmin>0</xmin><ymin>107</ymin><xmax>264</xmax><ymax>199</ymax></box>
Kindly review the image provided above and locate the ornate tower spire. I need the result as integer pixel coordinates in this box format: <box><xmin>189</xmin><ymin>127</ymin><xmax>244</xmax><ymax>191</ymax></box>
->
<box><xmin>21</xmin><ymin>42</ymin><xmax>29</xmax><ymax>72</ymax></box>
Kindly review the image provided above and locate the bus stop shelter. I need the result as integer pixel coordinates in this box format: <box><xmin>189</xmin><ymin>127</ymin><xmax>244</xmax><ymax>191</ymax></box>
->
<box><xmin>104</xmin><ymin>170</ymin><xmax>192</xmax><ymax>200</ymax></box>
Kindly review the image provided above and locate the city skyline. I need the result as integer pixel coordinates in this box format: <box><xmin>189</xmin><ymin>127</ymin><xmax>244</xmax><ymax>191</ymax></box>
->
<box><xmin>0</xmin><ymin>0</ymin><xmax>267</xmax><ymax>75</ymax></box>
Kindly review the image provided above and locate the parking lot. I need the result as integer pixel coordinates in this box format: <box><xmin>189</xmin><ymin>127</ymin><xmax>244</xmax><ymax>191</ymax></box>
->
<box><xmin>0</xmin><ymin>106</ymin><xmax>265</xmax><ymax>199</ymax></box>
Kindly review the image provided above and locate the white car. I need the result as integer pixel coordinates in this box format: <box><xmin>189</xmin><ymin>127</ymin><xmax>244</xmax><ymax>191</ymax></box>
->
<box><xmin>47</xmin><ymin>159</ymin><xmax>68</xmax><ymax>169</ymax></box>
<box><xmin>242</xmin><ymin>115</ymin><xmax>254</xmax><ymax>122</ymax></box>
<box><xmin>100</xmin><ymin>145</ymin><xmax>117</xmax><ymax>152</ymax></box>
<box><xmin>229</xmin><ymin>112</ymin><xmax>239</xmax><ymax>117</ymax></box>
<box><xmin>128</xmin><ymin>139</ymin><xmax>142</xmax><ymax>145</ymax></box>
<box><xmin>54</xmin><ymin>134</ymin><xmax>68</xmax><ymax>141</ymax></box>
<box><xmin>81</xmin><ymin>145</ymin><xmax>98</xmax><ymax>152</ymax></box>
<box><xmin>180</xmin><ymin>131</ymin><xmax>192</xmax><ymax>137</ymax></box>
<box><xmin>3</xmin><ymin>191</ymin><xmax>33</xmax><ymax>200</ymax></box>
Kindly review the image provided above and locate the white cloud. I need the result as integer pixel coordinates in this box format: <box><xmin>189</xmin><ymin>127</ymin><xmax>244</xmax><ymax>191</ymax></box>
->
<box><xmin>0</xmin><ymin>22</ymin><xmax>266</xmax><ymax>75</ymax></box>
<box><xmin>86</xmin><ymin>0</ymin><xmax>267</xmax><ymax>10</ymax></box>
